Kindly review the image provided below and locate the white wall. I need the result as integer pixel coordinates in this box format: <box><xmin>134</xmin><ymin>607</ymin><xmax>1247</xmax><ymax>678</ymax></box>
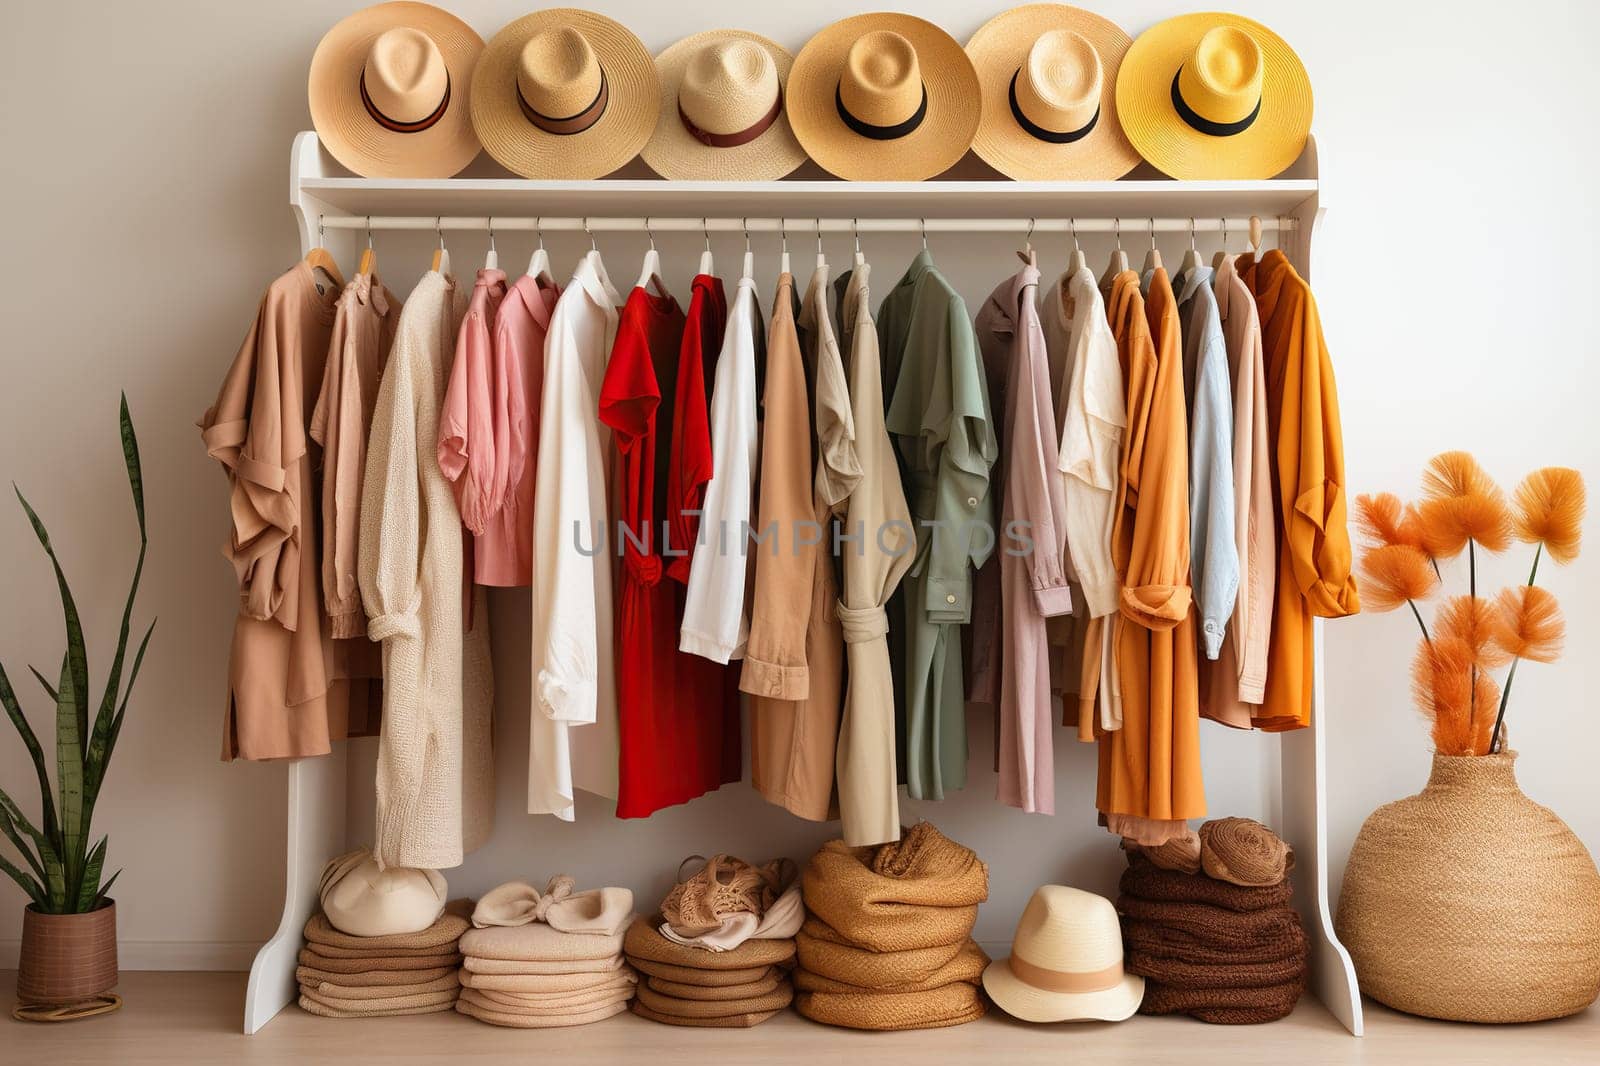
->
<box><xmin>1</xmin><ymin>0</ymin><xmax>1595</xmax><ymax>970</ymax></box>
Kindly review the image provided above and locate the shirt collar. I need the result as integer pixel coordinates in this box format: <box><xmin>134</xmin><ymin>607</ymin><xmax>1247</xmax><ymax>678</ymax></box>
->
<box><xmin>897</xmin><ymin>248</ymin><xmax>936</xmax><ymax>288</ymax></box>
<box><xmin>572</xmin><ymin>250</ymin><xmax>622</xmax><ymax>316</ymax></box>
<box><xmin>1173</xmin><ymin>263</ymin><xmax>1213</xmax><ymax>305</ymax></box>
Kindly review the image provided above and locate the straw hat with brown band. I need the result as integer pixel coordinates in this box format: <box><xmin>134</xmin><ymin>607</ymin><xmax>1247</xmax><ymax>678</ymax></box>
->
<box><xmin>1115</xmin><ymin>12</ymin><xmax>1312</xmax><ymax>180</ymax></box>
<box><xmin>308</xmin><ymin>1</ymin><xmax>485</xmax><ymax>178</ymax></box>
<box><xmin>786</xmin><ymin>13</ymin><xmax>980</xmax><ymax>182</ymax></box>
<box><xmin>471</xmin><ymin>8</ymin><xmax>658</xmax><ymax>179</ymax></box>
<box><xmin>641</xmin><ymin>29</ymin><xmax>806</xmax><ymax>181</ymax></box>
<box><xmin>966</xmin><ymin>4</ymin><xmax>1141</xmax><ymax>181</ymax></box>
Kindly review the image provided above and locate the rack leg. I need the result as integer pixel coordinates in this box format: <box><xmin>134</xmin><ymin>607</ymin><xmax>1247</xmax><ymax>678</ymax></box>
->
<box><xmin>242</xmin><ymin>752</ymin><xmax>349</xmax><ymax>1034</ymax></box>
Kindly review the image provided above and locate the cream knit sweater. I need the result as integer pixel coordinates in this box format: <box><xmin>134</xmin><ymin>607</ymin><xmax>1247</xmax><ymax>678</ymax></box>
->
<box><xmin>359</xmin><ymin>271</ymin><xmax>494</xmax><ymax>870</ymax></box>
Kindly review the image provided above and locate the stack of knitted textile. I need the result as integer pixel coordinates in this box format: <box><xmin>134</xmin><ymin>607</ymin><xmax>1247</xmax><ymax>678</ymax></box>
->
<box><xmin>455</xmin><ymin>877</ymin><xmax>638</xmax><ymax>1028</ymax></box>
<box><xmin>1118</xmin><ymin>818</ymin><xmax>1308</xmax><ymax>1024</ymax></box>
<box><xmin>296</xmin><ymin>907</ymin><xmax>469</xmax><ymax>1018</ymax></box>
<box><xmin>795</xmin><ymin>823</ymin><xmax>990</xmax><ymax>1030</ymax></box>
<box><xmin>624</xmin><ymin>854</ymin><xmax>803</xmax><ymax>1028</ymax></box>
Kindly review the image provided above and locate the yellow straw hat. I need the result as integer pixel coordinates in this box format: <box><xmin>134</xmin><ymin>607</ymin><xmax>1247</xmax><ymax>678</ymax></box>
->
<box><xmin>967</xmin><ymin>5</ymin><xmax>1140</xmax><ymax>181</ymax></box>
<box><xmin>308</xmin><ymin>2</ymin><xmax>485</xmax><ymax>178</ymax></box>
<box><xmin>471</xmin><ymin>9</ymin><xmax>658</xmax><ymax>179</ymax></box>
<box><xmin>786</xmin><ymin>13</ymin><xmax>980</xmax><ymax>182</ymax></box>
<box><xmin>1115</xmin><ymin>12</ymin><xmax>1311</xmax><ymax>179</ymax></box>
<box><xmin>640</xmin><ymin>30</ymin><xmax>805</xmax><ymax>181</ymax></box>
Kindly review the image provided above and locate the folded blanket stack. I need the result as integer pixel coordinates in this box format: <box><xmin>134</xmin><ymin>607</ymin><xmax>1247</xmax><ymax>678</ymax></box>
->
<box><xmin>296</xmin><ymin>908</ymin><xmax>469</xmax><ymax>1018</ymax></box>
<box><xmin>1119</xmin><ymin>818</ymin><xmax>1308</xmax><ymax>1024</ymax></box>
<box><xmin>794</xmin><ymin>823</ymin><xmax>990</xmax><ymax>1031</ymax></box>
<box><xmin>624</xmin><ymin>854</ymin><xmax>803</xmax><ymax>1028</ymax></box>
<box><xmin>455</xmin><ymin>877</ymin><xmax>638</xmax><ymax>1028</ymax></box>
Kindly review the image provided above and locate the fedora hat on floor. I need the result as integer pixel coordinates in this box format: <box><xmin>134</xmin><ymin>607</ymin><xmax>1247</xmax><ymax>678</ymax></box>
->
<box><xmin>786</xmin><ymin>13</ymin><xmax>980</xmax><ymax>181</ymax></box>
<box><xmin>471</xmin><ymin>8</ymin><xmax>658</xmax><ymax>179</ymax></box>
<box><xmin>641</xmin><ymin>30</ymin><xmax>806</xmax><ymax>181</ymax></box>
<box><xmin>982</xmin><ymin>885</ymin><xmax>1144</xmax><ymax>1023</ymax></box>
<box><xmin>308</xmin><ymin>1</ymin><xmax>485</xmax><ymax>177</ymax></box>
<box><xmin>1115</xmin><ymin>12</ymin><xmax>1311</xmax><ymax>179</ymax></box>
<box><xmin>966</xmin><ymin>4</ymin><xmax>1140</xmax><ymax>181</ymax></box>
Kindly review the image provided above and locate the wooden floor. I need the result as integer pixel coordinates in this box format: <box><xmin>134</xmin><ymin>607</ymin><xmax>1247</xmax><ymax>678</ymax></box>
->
<box><xmin>2</xmin><ymin>971</ymin><xmax>1595</xmax><ymax>1065</ymax></box>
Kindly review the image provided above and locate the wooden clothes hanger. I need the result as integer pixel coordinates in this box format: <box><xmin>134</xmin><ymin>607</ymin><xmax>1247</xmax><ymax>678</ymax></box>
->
<box><xmin>1141</xmin><ymin>218</ymin><xmax>1163</xmax><ymax>274</ymax></box>
<box><xmin>1100</xmin><ymin>218</ymin><xmax>1128</xmax><ymax>287</ymax></box>
<box><xmin>306</xmin><ymin>216</ymin><xmax>345</xmax><ymax>291</ymax></box>
<box><xmin>635</xmin><ymin>217</ymin><xmax>668</xmax><ymax>297</ymax></box>
<box><xmin>357</xmin><ymin>217</ymin><xmax>376</xmax><ymax>276</ymax></box>
<box><xmin>526</xmin><ymin>217</ymin><xmax>553</xmax><ymax>284</ymax></box>
<box><xmin>1248</xmin><ymin>215</ymin><xmax>1264</xmax><ymax>260</ymax></box>
<box><xmin>1016</xmin><ymin>218</ymin><xmax>1037</xmax><ymax>267</ymax></box>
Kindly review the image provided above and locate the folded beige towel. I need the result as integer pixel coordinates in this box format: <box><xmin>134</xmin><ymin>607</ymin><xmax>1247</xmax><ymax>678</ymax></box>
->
<box><xmin>295</xmin><ymin>964</ymin><xmax>456</xmax><ymax>987</ymax></box>
<box><xmin>469</xmin><ymin>984</ymin><xmax>636</xmax><ymax>1011</ymax></box>
<box><xmin>458</xmin><ymin>987</ymin><xmax>631</xmax><ymax>1016</ymax></box>
<box><xmin>463</xmin><ymin>953</ymin><xmax>625</xmax><ymax>975</ymax></box>
<box><xmin>624</xmin><ymin>916</ymin><xmax>794</xmax><ymax>970</ymax></box>
<box><xmin>630</xmin><ymin>1001</ymin><xmax>781</xmax><ymax>1028</ymax></box>
<box><xmin>303</xmin><ymin>911</ymin><xmax>468</xmax><ymax>952</ymax></box>
<box><xmin>460</xmin><ymin>967</ymin><xmax>637</xmax><ymax>995</ymax></box>
<box><xmin>299</xmin><ymin>971</ymin><xmax>460</xmax><ymax>1002</ymax></box>
<box><xmin>299</xmin><ymin>995</ymin><xmax>456</xmax><ymax>1019</ymax></box>
<box><xmin>300</xmin><ymin>986</ymin><xmax>459</xmax><ymax>1014</ymax></box>
<box><xmin>456</xmin><ymin>993</ymin><xmax>629</xmax><ymax>1028</ymax></box>
<box><xmin>472</xmin><ymin>877</ymin><xmax>635</xmax><ymax>937</ymax></box>
<box><xmin>629</xmin><ymin>957</ymin><xmax>777</xmax><ymax>987</ymax></box>
<box><xmin>646</xmin><ymin>971</ymin><xmax>782</xmax><ymax>1001</ymax></box>
<box><xmin>459</xmin><ymin>920</ymin><xmax>630</xmax><ymax>963</ymax></box>
<box><xmin>298</xmin><ymin>947</ymin><xmax>462</xmax><ymax>973</ymax></box>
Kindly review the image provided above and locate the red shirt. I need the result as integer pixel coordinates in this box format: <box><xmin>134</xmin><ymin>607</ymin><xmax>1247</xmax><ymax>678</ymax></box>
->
<box><xmin>599</xmin><ymin>277</ymin><xmax>741</xmax><ymax>817</ymax></box>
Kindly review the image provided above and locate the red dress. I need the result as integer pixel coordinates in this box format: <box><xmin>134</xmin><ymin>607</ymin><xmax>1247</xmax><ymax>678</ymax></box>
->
<box><xmin>599</xmin><ymin>277</ymin><xmax>741</xmax><ymax>817</ymax></box>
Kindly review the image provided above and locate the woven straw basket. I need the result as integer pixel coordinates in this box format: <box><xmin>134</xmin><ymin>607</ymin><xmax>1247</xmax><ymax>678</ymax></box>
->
<box><xmin>17</xmin><ymin>900</ymin><xmax>118</xmax><ymax>1006</ymax></box>
<box><xmin>1336</xmin><ymin>753</ymin><xmax>1600</xmax><ymax>1022</ymax></box>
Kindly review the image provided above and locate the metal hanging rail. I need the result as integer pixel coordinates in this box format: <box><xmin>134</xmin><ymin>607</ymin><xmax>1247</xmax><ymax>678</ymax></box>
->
<box><xmin>315</xmin><ymin>215</ymin><xmax>1295</xmax><ymax>235</ymax></box>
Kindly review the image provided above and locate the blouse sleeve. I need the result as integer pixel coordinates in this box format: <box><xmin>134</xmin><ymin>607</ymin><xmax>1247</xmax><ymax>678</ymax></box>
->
<box><xmin>358</xmin><ymin>332</ymin><xmax>423</xmax><ymax>644</ymax></box>
<box><xmin>926</xmin><ymin>293</ymin><xmax>997</xmax><ymax>624</ymax></box>
<box><xmin>1189</xmin><ymin>305</ymin><xmax>1240</xmax><ymax>657</ymax></box>
<box><xmin>1014</xmin><ymin>306</ymin><xmax>1074</xmax><ymax>617</ymax></box>
<box><xmin>667</xmin><ymin>299</ymin><xmax>717</xmax><ymax>584</ymax></box>
<box><xmin>1060</xmin><ymin>314</ymin><xmax>1126</xmax><ymax>618</ymax></box>
<box><xmin>437</xmin><ymin>309</ymin><xmax>497</xmax><ymax>534</ymax></box>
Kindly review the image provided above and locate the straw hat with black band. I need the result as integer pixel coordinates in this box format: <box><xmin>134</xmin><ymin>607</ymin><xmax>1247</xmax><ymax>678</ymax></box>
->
<box><xmin>309</xmin><ymin>2</ymin><xmax>485</xmax><ymax>178</ymax></box>
<box><xmin>471</xmin><ymin>9</ymin><xmax>658</xmax><ymax>179</ymax></box>
<box><xmin>966</xmin><ymin>5</ymin><xmax>1140</xmax><ymax>181</ymax></box>
<box><xmin>641</xmin><ymin>30</ymin><xmax>806</xmax><ymax>181</ymax></box>
<box><xmin>1115</xmin><ymin>12</ymin><xmax>1311</xmax><ymax>180</ymax></box>
<box><xmin>786</xmin><ymin>13</ymin><xmax>980</xmax><ymax>182</ymax></box>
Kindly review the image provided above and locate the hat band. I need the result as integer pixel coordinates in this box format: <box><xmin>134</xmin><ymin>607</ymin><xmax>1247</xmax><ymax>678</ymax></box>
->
<box><xmin>835</xmin><ymin>82</ymin><xmax>928</xmax><ymax>141</ymax></box>
<box><xmin>1009</xmin><ymin>954</ymin><xmax>1126</xmax><ymax>994</ymax></box>
<box><xmin>1170</xmin><ymin>68</ymin><xmax>1260</xmax><ymax>137</ymax></box>
<box><xmin>360</xmin><ymin>72</ymin><xmax>451</xmax><ymax>134</ymax></box>
<box><xmin>1008</xmin><ymin>70</ymin><xmax>1098</xmax><ymax>144</ymax></box>
<box><xmin>679</xmin><ymin>87</ymin><xmax>784</xmax><ymax>148</ymax></box>
<box><xmin>519</xmin><ymin>70</ymin><xmax>609</xmax><ymax>136</ymax></box>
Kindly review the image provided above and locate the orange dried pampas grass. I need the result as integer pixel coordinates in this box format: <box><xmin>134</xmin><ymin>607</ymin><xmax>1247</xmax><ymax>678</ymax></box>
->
<box><xmin>1411</xmin><ymin>638</ymin><xmax>1499</xmax><ymax>756</ymax></box>
<box><xmin>1435</xmin><ymin>595</ymin><xmax>1511</xmax><ymax>668</ymax></box>
<box><xmin>1359</xmin><ymin>544</ymin><xmax>1437</xmax><ymax>612</ymax></box>
<box><xmin>1490</xmin><ymin>586</ymin><xmax>1565</xmax><ymax>663</ymax></box>
<box><xmin>1416</xmin><ymin>493</ymin><xmax>1513</xmax><ymax>557</ymax></box>
<box><xmin>1512</xmin><ymin>467</ymin><xmax>1585</xmax><ymax>565</ymax></box>
<box><xmin>1355</xmin><ymin>493</ymin><xmax>1426</xmax><ymax>550</ymax></box>
<box><xmin>1421</xmin><ymin>450</ymin><xmax>1498</xmax><ymax>501</ymax></box>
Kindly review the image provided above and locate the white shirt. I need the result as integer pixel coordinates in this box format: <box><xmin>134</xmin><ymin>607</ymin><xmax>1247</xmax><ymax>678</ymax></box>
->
<box><xmin>680</xmin><ymin>274</ymin><xmax>761</xmax><ymax>662</ymax></box>
<box><xmin>528</xmin><ymin>250</ymin><xmax>622</xmax><ymax>819</ymax></box>
<box><xmin>1046</xmin><ymin>266</ymin><xmax>1127</xmax><ymax>729</ymax></box>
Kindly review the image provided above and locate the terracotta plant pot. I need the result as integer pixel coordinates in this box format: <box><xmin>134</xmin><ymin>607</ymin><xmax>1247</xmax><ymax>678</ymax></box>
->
<box><xmin>16</xmin><ymin>900</ymin><xmax>119</xmax><ymax>1006</ymax></box>
<box><xmin>1336</xmin><ymin>753</ymin><xmax>1600</xmax><ymax>1022</ymax></box>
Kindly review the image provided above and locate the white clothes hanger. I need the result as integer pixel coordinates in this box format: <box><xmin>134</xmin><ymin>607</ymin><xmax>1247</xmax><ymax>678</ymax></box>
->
<box><xmin>779</xmin><ymin>219</ymin><xmax>791</xmax><ymax>276</ymax></box>
<box><xmin>1141</xmin><ymin>217</ymin><xmax>1163</xmax><ymax>274</ymax></box>
<box><xmin>815</xmin><ymin>218</ymin><xmax>826</xmax><ymax>272</ymax></box>
<box><xmin>741</xmin><ymin>218</ymin><xmax>754</xmax><ymax>281</ymax></box>
<box><xmin>1100</xmin><ymin>217</ymin><xmax>1128</xmax><ymax>286</ymax></box>
<box><xmin>430</xmin><ymin>217</ymin><xmax>450</xmax><ymax>276</ymax></box>
<box><xmin>852</xmin><ymin>217</ymin><xmax>865</xmax><ymax>269</ymax></box>
<box><xmin>484</xmin><ymin>216</ymin><xmax>499</xmax><ymax>272</ymax></box>
<box><xmin>635</xmin><ymin>216</ymin><xmax>668</xmax><ymax>296</ymax></box>
<box><xmin>1180</xmin><ymin>216</ymin><xmax>1203</xmax><ymax>276</ymax></box>
<box><xmin>1068</xmin><ymin>218</ymin><xmax>1087</xmax><ymax>275</ymax></box>
<box><xmin>526</xmin><ymin>216</ymin><xmax>553</xmax><ymax>284</ymax></box>
<box><xmin>698</xmin><ymin>217</ymin><xmax>714</xmax><ymax>277</ymax></box>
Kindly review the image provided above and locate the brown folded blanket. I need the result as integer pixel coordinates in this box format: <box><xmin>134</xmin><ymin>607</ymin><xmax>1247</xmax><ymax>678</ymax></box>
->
<box><xmin>1117</xmin><ymin>897</ymin><xmax>1305</xmax><ymax>950</ymax></box>
<box><xmin>1121</xmin><ymin>853</ymin><xmax>1294</xmax><ymax>912</ymax></box>
<box><xmin>795</xmin><ymin>982</ymin><xmax>986</xmax><ymax>1031</ymax></box>
<box><xmin>648</xmin><ymin>971</ymin><xmax>782</xmax><ymax>1001</ymax></box>
<box><xmin>796</xmin><ymin>931</ymin><xmax>988</xmax><ymax>993</ymax></box>
<box><xmin>299</xmin><ymin>971</ymin><xmax>460</xmax><ymax>1001</ymax></box>
<box><xmin>459</xmin><ymin>968</ymin><xmax>636</xmax><ymax>995</ymax></box>
<box><xmin>802</xmin><ymin>824</ymin><xmax>988</xmax><ymax>954</ymax></box>
<box><xmin>303</xmin><ymin>911</ymin><xmax>469</xmax><ymax>953</ymax></box>
<box><xmin>1126</xmin><ymin>948</ymin><xmax>1306</xmax><ymax>990</ymax></box>
<box><xmin>463</xmin><ymin>954</ymin><xmax>625</xmax><ymax>975</ymax></box>
<box><xmin>623</xmin><ymin>917</ymin><xmax>795</xmax><ymax>969</ymax></box>
<box><xmin>300</xmin><ymin>986</ymin><xmax>459</xmax><ymax>1014</ymax></box>
<box><xmin>1121</xmin><ymin>919</ymin><xmax>1304</xmax><ymax>967</ymax></box>
<box><xmin>1199</xmin><ymin>818</ymin><xmax>1295</xmax><ymax>888</ymax></box>
<box><xmin>301</xmin><ymin>939</ymin><xmax>461</xmax><ymax>960</ymax></box>
<box><xmin>630</xmin><ymin>1001</ymin><xmax>780</xmax><ymax>1028</ymax></box>
<box><xmin>634</xmin><ymin>979</ymin><xmax>793</xmax><ymax>1020</ymax></box>
<box><xmin>1139</xmin><ymin>975</ymin><xmax>1306</xmax><ymax>1024</ymax></box>
<box><xmin>295</xmin><ymin>964</ymin><xmax>456</xmax><ymax>988</ymax></box>
<box><xmin>629</xmin><ymin>957</ymin><xmax>777</xmax><ymax>987</ymax></box>
<box><xmin>457</xmin><ymin>993</ymin><xmax>629</xmax><ymax>1028</ymax></box>
<box><xmin>300</xmin><ymin>995</ymin><xmax>456</xmax><ymax>1019</ymax></box>
<box><xmin>297</xmin><ymin>947</ymin><xmax>463</xmax><ymax>973</ymax></box>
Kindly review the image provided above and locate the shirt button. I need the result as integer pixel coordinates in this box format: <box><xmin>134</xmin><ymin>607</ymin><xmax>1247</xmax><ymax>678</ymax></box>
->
<box><xmin>966</xmin><ymin>496</ymin><xmax>978</xmax><ymax>507</ymax></box>
<box><xmin>946</xmin><ymin>594</ymin><xmax>957</xmax><ymax>605</ymax></box>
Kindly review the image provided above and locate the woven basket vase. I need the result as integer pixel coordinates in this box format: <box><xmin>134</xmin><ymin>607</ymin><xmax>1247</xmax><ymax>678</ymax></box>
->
<box><xmin>1336</xmin><ymin>753</ymin><xmax>1600</xmax><ymax>1022</ymax></box>
<box><xmin>17</xmin><ymin>900</ymin><xmax>118</xmax><ymax>1005</ymax></box>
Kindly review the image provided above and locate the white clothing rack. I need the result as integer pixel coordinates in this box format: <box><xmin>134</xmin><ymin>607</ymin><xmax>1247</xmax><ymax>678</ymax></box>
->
<box><xmin>241</xmin><ymin>131</ymin><xmax>1359</xmax><ymax>1037</ymax></box>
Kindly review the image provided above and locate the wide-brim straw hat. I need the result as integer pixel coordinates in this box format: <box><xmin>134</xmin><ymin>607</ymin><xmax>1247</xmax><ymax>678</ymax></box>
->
<box><xmin>641</xmin><ymin>30</ymin><xmax>805</xmax><ymax>181</ymax></box>
<box><xmin>308</xmin><ymin>2</ymin><xmax>485</xmax><ymax>177</ymax></box>
<box><xmin>1115</xmin><ymin>11</ymin><xmax>1311</xmax><ymax>179</ymax></box>
<box><xmin>786</xmin><ymin>13</ymin><xmax>980</xmax><ymax>181</ymax></box>
<box><xmin>966</xmin><ymin>4</ymin><xmax>1140</xmax><ymax>180</ymax></box>
<box><xmin>471</xmin><ymin>8</ymin><xmax>658</xmax><ymax>179</ymax></box>
<box><xmin>982</xmin><ymin>885</ymin><xmax>1144</xmax><ymax>1023</ymax></box>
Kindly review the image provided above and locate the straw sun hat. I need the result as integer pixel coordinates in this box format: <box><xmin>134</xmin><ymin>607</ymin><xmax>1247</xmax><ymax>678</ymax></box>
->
<box><xmin>966</xmin><ymin>5</ymin><xmax>1140</xmax><ymax>181</ymax></box>
<box><xmin>982</xmin><ymin>885</ymin><xmax>1144</xmax><ymax>1023</ymax></box>
<box><xmin>1116</xmin><ymin>12</ymin><xmax>1312</xmax><ymax>179</ymax></box>
<box><xmin>786</xmin><ymin>13</ymin><xmax>980</xmax><ymax>182</ymax></box>
<box><xmin>471</xmin><ymin>8</ymin><xmax>658</xmax><ymax>179</ymax></box>
<box><xmin>641</xmin><ymin>30</ymin><xmax>806</xmax><ymax>181</ymax></box>
<box><xmin>308</xmin><ymin>2</ymin><xmax>485</xmax><ymax>178</ymax></box>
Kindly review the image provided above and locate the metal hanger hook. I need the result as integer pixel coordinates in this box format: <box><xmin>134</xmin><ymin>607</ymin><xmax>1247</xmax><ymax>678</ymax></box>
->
<box><xmin>702</xmin><ymin>217</ymin><xmax>711</xmax><ymax>255</ymax></box>
<box><xmin>364</xmin><ymin>216</ymin><xmax>373</xmax><ymax>250</ymax></box>
<box><xmin>1148</xmin><ymin>217</ymin><xmax>1157</xmax><ymax>251</ymax></box>
<box><xmin>1188</xmin><ymin>217</ymin><xmax>1197</xmax><ymax>253</ymax></box>
<box><xmin>1114</xmin><ymin>218</ymin><xmax>1122</xmax><ymax>251</ymax></box>
<box><xmin>644</xmin><ymin>216</ymin><xmax>655</xmax><ymax>252</ymax></box>
<box><xmin>583</xmin><ymin>217</ymin><xmax>596</xmax><ymax>252</ymax></box>
<box><xmin>816</xmin><ymin>217</ymin><xmax>823</xmax><ymax>255</ymax></box>
<box><xmin>318</xmin><ymin>214</ymin><xmax>326</xmax><ymax>245</ymax></box>
<box><xmin>852</xmin><ymin>218</ymin><xmax>861</xmax><ymax>255</ymax></box>
<box><xmin>780</xmin><ymin>219</ymin><xmax>788</xmax><ymax>254</ymax></box>
<box><xmin>1070</xmin><ymin>218</ymin><xmax>1080</xmax><ymax>253</ymax></box>
<box><xmin>535</xmin><ymin>216</ymin><xmax>545</xmax><ymax>251</ymax></box>
<box><xmin>920</xmin><ymin>218</ymin><xmax>928</xmax><ymax>251</ymax></box>
<box><xmin>1025</xmin><ymin>217</ymin><xmax>1036</xmax><ymax>246</ymax></box>
<box><xmin>1220</xmin><ymin>217</ymin><xmax>1228</xmax><ymax>252</ymax></box>
<box><xmin>487</xmin><ymin>216</ymin><xmax>496</xmax><ymax>254</ymax></box>
<box><xmin>435</xmin><ymin>216</ymin><xmax>444</xmax><ymax>251</ymax></box>
<box><xmin>742</xmin><ymin>217</ymin><xmax>751</xmax><ymax>253</ymax></box>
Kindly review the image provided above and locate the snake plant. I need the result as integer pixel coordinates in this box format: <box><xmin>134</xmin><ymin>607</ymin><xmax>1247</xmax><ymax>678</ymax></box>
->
<box><xmin>0</xmin><ymin>395</ymin><xmax>152</xmax><ymax>913</ymax></box>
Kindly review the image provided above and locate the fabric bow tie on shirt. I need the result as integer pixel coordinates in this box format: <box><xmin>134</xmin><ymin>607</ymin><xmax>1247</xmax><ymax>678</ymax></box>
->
<box><xmin>471</xmin><ymin>875</ymin><xmax>635</xmax><ymax>937</ymax></box>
